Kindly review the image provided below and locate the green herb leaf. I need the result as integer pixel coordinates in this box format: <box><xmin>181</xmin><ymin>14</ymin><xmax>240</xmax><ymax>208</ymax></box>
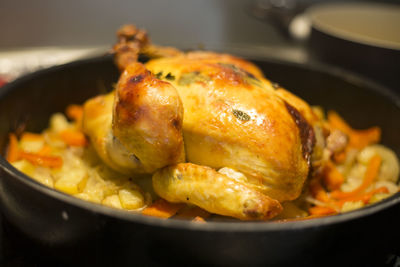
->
<box><xmin>165</xmin><ymin>72</ymin><xmax>175</xmax><ymax>81</ymax></box>
<box><xmin>178</xmin><ymin>71</ymin><xmax>210</xmax><ymax>86</ymax></box>
<box><xmin>155</xmin><ymin>72</ymin><xmax>163</xmax><ymax>79</ymax></box>
<box><xmin>232</xmin><ymin>109</ymin><xmax>251</xmax><ymax>121</ymax></box>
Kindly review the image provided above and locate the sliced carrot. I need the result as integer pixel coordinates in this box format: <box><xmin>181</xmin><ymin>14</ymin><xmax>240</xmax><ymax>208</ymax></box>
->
<box><xmin>37</xmin><ymin>145</ymin><xmax>52</xmax><ymax>156</ymax></box>
<box><xmin>327</xmin><ymin>111</ymin><xmax>353</xmax><ymax>133</ymax></box>
<box><xmin>322</xmin><ymin>161</ymin><xmax>344</xmax><ymax>191</ymax></box>
<box><xmin>309</xmin><ymin>206</ymin><xmax>337</xmax><ymax>216</ymax></box>
<box><xmin>192</xmin><ymin>216</ymin><xmax>206</xmax><ymax>223</ymax></box>
<box><xmin>175</xmin><ymin>206</ymin><xmax>211</xmax><ymax>220</ymax></box>
<box><xmin>309</xmin><ymin>178</ymin><xmax>331</xmax><ymax>203</ymax></box>
<box><xmin>59</xmin><ymin>129</ymin><xmax>88</xmax><ymax>147</ymax></box>
<box><xmin>330</xmin><ymin>155</ymin><xmax>381</xmax><ymax>199</ymax></box>
<box><xmin>19</xmin><ymin>151</ymin><xmax>63</xmax><ymax>168</ymax></box>
<box><xmin>327</xmin><ymin>111</ymin><xmax>381</xmax><ymax>149</ymax></box>
<box><xmin>6</xmin><ymin>133</ymin><xmax>20</xmax><ymax>162</ymax></box>
<box><xmin>20</xmin><ymin>132</ymin><xmax>44</xmax><ymax>142</ymax></box>
<box><xmin>142</xmin><ymin>198</ymin><xmax>184</xmax><ymax>219</ymax></box>
<box><xmin>350</xmin><ymin>128</ymin><xmax>381</xmax><ymax>149</ymax></box>
<box><xmin>335</xmin><ymin>186</ymin><xmax>389</xmax><ymax>207</ymax></box>
<box><xmin>66</xmin><ymin>104</ymin><xmax>83</xmax><ymax>122</ymax></box>
<box><xmin>333</xmin><ymin>150</ymin><xmax>347</xmax><ymax>164</ymax></box>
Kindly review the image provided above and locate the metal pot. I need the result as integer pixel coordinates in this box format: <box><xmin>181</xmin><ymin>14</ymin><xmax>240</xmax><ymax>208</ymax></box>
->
<box><xmin>307</xmin><ymin>2</ymin><xmax>400</xmax><ymax>91</ymax></box>
<box><xmin>0</xmin><ymin>55</ymin><xmax>399</xmax><ymax>266</ymax></box>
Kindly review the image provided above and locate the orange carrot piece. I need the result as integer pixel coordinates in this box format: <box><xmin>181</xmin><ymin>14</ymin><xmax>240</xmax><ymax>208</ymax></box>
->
<box><xmin>59</xmin><ymin>129</ymin><xmax>88</xmax><ymax>147</ymax></box>
<box><xmin>323</xmin><ymin>161</ymin><xmax>345</xmax><ymax>191</ymax></box>
<box><xmin>6</xmin><ymin>133</ymin><xmax>20</xmax><ymax>162</ymax></box>
<box><xmin>333</xmin><ymin>150</ymin><xmax>347</xmax><ymax>164</ymax></box>
<box><xmin>20</xmin><ymin>132</ymin><xmax>44</xmax><ymax>142</ymax></box>
<box><xmin>309</xmin><ymin>206</ymin><xmax>337</xmax><ymax>216</ymax></box>
<box><xmin>350</xmin><ymin>128</ymin><xmax>381</xmax><ymax>149</ymax></box>
<box><xmin>327</xmin><ymin>111</ymin><xmax>381</xmax><ymax>149</ymax></box>
<box><xmin>37</xmin><ymin>145</ymin><xmax>52</xmax><ymax>156</ymax></box>
<box><xmin>330</xmin><ymin>155</ymin><xmax>381</xmax><ymax>199</ymax></box>
<box><xmin>19</xmin><ymin>151</ymin><xmax>63</xmax><ymax>168</ymax></box>
<box><xmin>175</xmin><ymin>206</ymin><xmax>211</xmax><ymax>220</ymax></box>
<box><xmin>142</xmin><ymin>199</ymin><xmax>184</xmax><ymax>219</ymax></box>
<box><xmin>335</xmin><ymin>186</ymin><xmax>389</xmax><ymax>207</ymax></box>
<box><xmin>192</xmin><ymin>216</ymin><xmax>206</xmax><ymax>223</ymax></box>
<box><xmin>66</xmin><ymin>104</ymin><xmax>83</xmax><ymax>121</ymax></box>
<box><xmin>328</xmin><ymin>111</ymin><xmax>352</xmax><ymax>133</ymax></box>
<box><xmin>309</xmin><ymin>179</ymin><xmax>331</xmax><ymax>203</ymax></box>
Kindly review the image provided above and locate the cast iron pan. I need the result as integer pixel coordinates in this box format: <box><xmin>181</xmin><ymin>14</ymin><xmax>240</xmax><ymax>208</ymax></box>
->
<box><xmin>0</xmin><ymin>54</ymin><xmax>399</xmax><ymax>266</ymax></box>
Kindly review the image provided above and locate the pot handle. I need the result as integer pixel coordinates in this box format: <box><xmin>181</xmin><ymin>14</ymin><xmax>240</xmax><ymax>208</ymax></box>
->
<box><xmin>248</xmin><ymin>0</ymin><xmax>312</xmax><ymax>42</ymax></box>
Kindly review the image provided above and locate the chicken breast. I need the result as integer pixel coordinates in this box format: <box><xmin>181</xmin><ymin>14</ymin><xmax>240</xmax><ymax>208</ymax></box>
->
<box><xmin>82</xmin><ymin>25</ymin><xmax>318</xmax><ymax>220</ymax></box>
<box><xmin>145</xmin><ymin>51</ymin><xmax>315</xmax><ymax>201</ymax></box>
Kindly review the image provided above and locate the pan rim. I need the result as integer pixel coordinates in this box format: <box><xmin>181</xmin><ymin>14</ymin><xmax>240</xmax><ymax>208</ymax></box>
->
<box><xmin>0</xmin><ymin>54</ymin><xmax>399</xmax><ymax>232</ymax></box>
<box><xmin>307</xmin><ymin>2</ymin><xmax>400</xmax><ymax>51</ymax></box>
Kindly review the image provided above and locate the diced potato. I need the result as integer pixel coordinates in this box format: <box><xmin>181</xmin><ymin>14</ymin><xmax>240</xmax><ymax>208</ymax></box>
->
<box><xmin>49</xmin><ymin>113</ymin><xmax>71</xmax><ymax>133</ymax></box>
<box><xmin>32</xmin><ymin>167</ymin><xmax>54</xmax><ymax>188</ymax></box>
<box><xmin>74</xmin><ymin>193</ymin><xmax>92</xmax><ymax>202</ymax></box>
<box><xmin>341</xmin><ymin>201</ymin><xmax>364</xmax><ymax>213</ymax></box>
<box><xmin>13</xmin><ymin>160</ymin><xmax>54</xmax><ymax>188</ymax></box>
<box><xmin>373</xmin><ymin>181</ymin><xmax>399</xmax><ymax>194</ymax></box>
<box><xmin>369</xmin><ymin>193</ymin><xmax>390</xmax><ymax>204</ymax></box>
<box><xmin>102</xmin><ymin>195</ymin><xmax>123</xmax><ymax>209</ymax></box>
<box><xmin>340</xmin><ymin>164</ymin><xmax>366</xmax><ymax>192</ymax></box>
<box><xmin>55</xmin><ymin>174</ymin><xmax>88</xmax><ymax>194</ymax></box>
<box><xmin>81</xmin><ymin>172</ymin><xmax>113</xmax><ymax>203</ymax></box>
<box><xmin>358</xmin><ymin>145</ymin><xmax>400</xmax><ymax>183</ymax></box>
<box><xmin>54</xmin><ymin>153</ymin><xmax>88</xmax><ymax>194</ymax></box>
<box><xmin>44</xmin><ymin>132</ymin><xmax>66</xmax><ymax>149</ymax></box>
<box><xmin>19</xmin><ymin>138</ymin><xmax>44</xmax><ymax>153</ymax></box>
<box><xmin>118</xmin><ymin>188</ymin><xmax>144</xmax><ymax>210</ymax></box>
<box><xmin>12</xmin><ymin>160</ymin><xmax>35</xmax><ymax>177</ymax></box>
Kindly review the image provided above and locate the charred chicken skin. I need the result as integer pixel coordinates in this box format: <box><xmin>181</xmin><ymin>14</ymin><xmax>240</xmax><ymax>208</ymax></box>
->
<box><xmin>82</xmin><ymin>25</ymin><xmax>322</xmax><ymax>220</ymax></box>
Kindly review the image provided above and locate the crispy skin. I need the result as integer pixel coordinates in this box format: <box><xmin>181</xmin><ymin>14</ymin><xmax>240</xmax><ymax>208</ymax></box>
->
<box><xmin>83</xmin><ymin>62</ymin><xmax>185</xmax><ymax>174</ymax></box>
<box><xmin>83</xmin><ymin>27</ymin><xmax>319</xmax><ymax>218</ymax></box>
<box><xmin>146</xmin><ymin>51</ymin><xmax>315</xmax><ymax>201</ymax></box>
<box><xmin>113</xmin><ymin>62</ymin><xmax>185</xmax><ymax>173</ymax></box>
<box><xmin>153</xmin><ymin>163</ymin><xmax>282</xmax><ymax>220</ymax></box>
<box><xmin>113</xmin><ymin>24</ymin><xmax>182</xmax><ymax>71</ymax></box>
<box><xmin>113</xmin><ymin>25</ymin><xmax>149</xmax><ymax>71</ymax></box>
<box><xmin>82</xmin><ymin>93</ymin><xmax>125</xmax><ymax>172</ymax></box>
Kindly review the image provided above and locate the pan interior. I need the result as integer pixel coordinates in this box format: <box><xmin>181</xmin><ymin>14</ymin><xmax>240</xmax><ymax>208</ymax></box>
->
<box><xmin>0</xmin><ymin>55</ymin><xmax>399</xmax><ymax>229</ymax></box>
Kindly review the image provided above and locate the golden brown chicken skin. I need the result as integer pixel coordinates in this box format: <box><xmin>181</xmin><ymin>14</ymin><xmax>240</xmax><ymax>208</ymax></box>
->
<box><xmin>82</xmin><ymin>25</ymin><xmax>319</xmax><ymax>220</ymax></box>
<box><xmin>146</xmin><ymin>52</ymin><xmax>315</xmax><ymax>201</ymax></box>
<box><xmin>83</xmin><ymin>62</ymin><xmax>185</xmax><ymax>174</ymax></box>
<box><xmin>153</xmin><ymin>163</ymin><xmax>282</xmax><ymax>220</ymax></box>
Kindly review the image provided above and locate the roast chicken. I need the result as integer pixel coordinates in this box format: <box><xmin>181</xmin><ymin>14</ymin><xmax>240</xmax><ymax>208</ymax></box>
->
<box><xmin>82</xmin><ymin>25</ymin><xmax>323</xmax><ymax>220</ymax></box>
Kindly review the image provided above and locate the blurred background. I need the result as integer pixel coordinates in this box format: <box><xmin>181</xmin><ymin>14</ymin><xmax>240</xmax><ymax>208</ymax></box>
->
<box><xmin>0</xmin><ymin>0</ymin><xmax>399</xmax><ymax>86</ymax></box>
<box><xmin>0</xmin><ymin>0</ymin><xmax>322</xmax><ymax>48</ymax></box>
